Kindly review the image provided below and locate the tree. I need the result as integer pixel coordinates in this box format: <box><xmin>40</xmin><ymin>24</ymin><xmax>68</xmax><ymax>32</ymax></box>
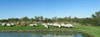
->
<box><xmin>20</xmin><ymin>17</ymin><xmax>29</xmax><ymax>26</ymax></box>
<box><xmin>73</xmin><ymin>17</ymin><xmax>79</xmax><ymax>22</ymax></box>
<box><xmin>39</xmin><ymin>16</ymin><xmax>43</xmax><ymax>21</ymax></box>
<box><xmin>30</xmin><ymin>18</ymin><xmax>34</xmax><ymax>21</ymax></box>
<box><xmin>92</xmin><ymin>11</ymin><xmax>100</xmax><ymax>18</ymax></box>
<box><xmin>8</xmin><ymin>18</ymin><xmax>19</xmax><ymax>22</ymax></box>
<box><xmin>57</xmin><ymin>18</ymin><xmax>63</xmax><ymax>23</ymax></box>
<box><xmin>20</xmin><ymin>17</ymin><xmax>29</xmax><ymax>21</ymax></box>
<box><xmin>0</xmin><ymin>19</ymin><xmax>8</xmax><ymax>22</ymax></box>
<box><xmin>91</xmin><ymin>11</ymin><xmax>100</xmax><ymax>26</ymax></box>
<box><xmin>52</xmin><ymin>17</ymin><xmax>57</xmax><ymax>22</ymax></box>
<box><xmin>34</xmin><ymin>16</ymin><xmax>40</xmax><ymax>22</ymax></box>
<box><xmin>44</xmin><ymin>18</ymin><xmax>48</xmax><ymax>23</ymax></box>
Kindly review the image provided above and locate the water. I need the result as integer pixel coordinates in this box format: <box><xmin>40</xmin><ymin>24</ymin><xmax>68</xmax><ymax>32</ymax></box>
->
<box><xmin>0</xmin><ymin>32</ymin><xmax>87</xmax><ymax>37</ymax></box>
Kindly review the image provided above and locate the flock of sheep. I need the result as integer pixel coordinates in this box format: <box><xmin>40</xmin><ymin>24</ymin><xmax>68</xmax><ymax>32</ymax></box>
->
<box><xmin>2</xmin><ymin>23</ymin><xmax>15</xmax><ymax>27</ymax></box>
<box><xmin>41</xmin><ymin>23</ymin><xmax>74</xmax><ymax>28</ymax></box>
<box><xmin>1</xmin><ymin>23</ymin><xmax>74</xmax><ymax>28</ymax></box>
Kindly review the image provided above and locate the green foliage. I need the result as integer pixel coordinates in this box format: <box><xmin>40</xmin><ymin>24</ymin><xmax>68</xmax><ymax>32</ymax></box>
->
<box><xmin>20</xmin><ymin>16</ymin><xmax>29</xmax><ymax>21</ymax></box>
<box><xmin>1</xmin><ymin>11</ymin><xmax>100</xmax><ymax>26</ymax></box>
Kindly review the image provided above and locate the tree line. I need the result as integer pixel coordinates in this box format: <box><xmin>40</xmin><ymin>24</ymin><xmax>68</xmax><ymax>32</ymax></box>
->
<box><xmin>0</xmin><ymin>11</ymin><xmax>100</xmax><ymax>26</ymax></box>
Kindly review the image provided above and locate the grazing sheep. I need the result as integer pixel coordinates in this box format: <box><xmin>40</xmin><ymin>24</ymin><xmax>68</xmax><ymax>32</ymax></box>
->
<box><xmin>44</xmin><ymin>24</ymin><xmax>48</xmax><ymax>28</ymax></box>
<box><xmin>47</xmin><ymin>23</ymin><xmax>53</xmax><ymax>26</ymax></box>
<box><xmin>30</xmin><ymin>24</ymin><xmax>33</xmax><ymax>26</ymax></box>
<box><xmin>42</xmin><ymin>23</ymin><xmax>48</xmax><ymax>28</ymax></box>
<box><xmin>68</xmin><ymin>24</ymin><xmax>74</xmax><ymax>28</ymax></box>
<box><xmin>6</xmin><ymin>23</ymin><xmax>11</xmax><ymax>26</ymax></box>
<box><xmin>63</xmin><ymin>24</ymin><xmax>71</xmax><ymax>28</ymax></box>
<box><xmin>42</xmin><ymin>23</ymin><xmax>46</xmax><ymax>25</ymax></box>
<box><xmin>61</xmin><ymin>23</ymin><xmax>65</xmax><ymax>26</ymax></box>
<box><xmin>11</xmin><ymin>23</ymin><xmax>14</xmax><ymax>25</ymax></box>
<box><xmin>2</xmin><ymin>23</ymin><xmax>6</xmax><ymax>26</ymax></box>
<box><xmin>11</xmin><ymin>23</ymin><xmax>15</xmax><ymax>27</ymax></box>
<box><xmin>63</xmin><ymin>24</ymin><xmax>74</xmax><ymax>28</ymax></box>
<box><xmin>58</xmin><ymin>25</ymin><xmax>61</xmax><ymax>28</ymax></box>
<box><xmin>61</xmin><ymin>23</ymin><xmax>74</xmax><ymax>28</ymax></box>
<box><xmin>53</xmin><ymin>23</ymin><xmax>61</xmax><ymax>28</ymax></box>
<box><xmin>30</xmin><ymin>24</ymin><xmax>37</xmax><ymax>26</ymax></box>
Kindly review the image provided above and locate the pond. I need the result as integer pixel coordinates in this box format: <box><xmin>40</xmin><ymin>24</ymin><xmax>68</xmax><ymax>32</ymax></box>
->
<box><xmin>0</xmin><ymin>32</ymin><xmax>89</xmax><ymax>37</ymax></box>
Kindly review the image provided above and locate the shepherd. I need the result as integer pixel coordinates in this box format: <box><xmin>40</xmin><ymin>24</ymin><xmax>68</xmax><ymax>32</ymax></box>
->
<box><xmin>17</xmin><ymin>20</ymin><xmax>21</xmax><ymax>27</ymax></box>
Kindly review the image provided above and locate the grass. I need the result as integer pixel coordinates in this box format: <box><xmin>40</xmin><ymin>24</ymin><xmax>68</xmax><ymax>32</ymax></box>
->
<box><xmin>0</xmin><ymin>24</ymin><xmax>100</xmax><ymax>37</ymax></box>
<box><xmin>73</xmin><ymin>24</ymin><xmax>100</xmax><ymax>37</ymax></box>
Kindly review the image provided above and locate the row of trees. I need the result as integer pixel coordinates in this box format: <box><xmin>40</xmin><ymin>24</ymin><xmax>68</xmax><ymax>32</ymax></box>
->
<box><xmin>0</xmin><ymin>16</ymin><xmax>73</xmax><ymax>23</ymax></box>
<box><xmin>0</xmin><ymin>11</ymin><xmax>100</xmax><ymax>26</ymax></box>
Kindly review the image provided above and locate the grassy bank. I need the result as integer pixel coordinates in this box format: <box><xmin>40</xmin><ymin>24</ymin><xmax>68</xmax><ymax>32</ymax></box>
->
<box><xmin>0</xmin><ymin>24</ymin><xmax>100</xmax><ymax>37</ymax></box>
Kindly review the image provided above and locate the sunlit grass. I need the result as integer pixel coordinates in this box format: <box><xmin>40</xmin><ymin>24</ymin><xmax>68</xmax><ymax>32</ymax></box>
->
<box><xmin>0</xmin><ymin>24</ymin><xmax>100</xmax><ymax>37</ymax></box>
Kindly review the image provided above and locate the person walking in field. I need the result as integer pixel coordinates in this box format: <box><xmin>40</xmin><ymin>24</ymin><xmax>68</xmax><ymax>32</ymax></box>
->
<box><xmin>17</xmin><ymin>20</ymin><xmax>21</xmax><ymax>27</ymax></box>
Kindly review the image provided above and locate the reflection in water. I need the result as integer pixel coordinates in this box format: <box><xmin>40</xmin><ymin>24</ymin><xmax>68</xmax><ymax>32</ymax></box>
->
<box><xmin>18</xmin><ymin>32</ymin><xmax>20</xmax><ymax>37</ymax></box>
<box><xmin>42</xmin><ymin>34</ymin><xmax>83</xmax><ymax>37</ymax></box>
<box><xmin>0</xmin><ymin>32</ymin><xmax>85</xmax><ymax>37</ymax></box>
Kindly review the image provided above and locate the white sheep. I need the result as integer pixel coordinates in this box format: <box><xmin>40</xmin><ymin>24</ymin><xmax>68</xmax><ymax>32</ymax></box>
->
<box><xmin>53</xmin><ymin>23</ymin><xmax>61</xmax><ymax>28</ymax></box>
<box><xmin>30</xmin><ymin>24</ymin><xmax>33</xmax><ymax>26</ymax></box>
<box><xmin>61</xmin><ymin>23</ymin><xmax>65</xmax><ymax>26</ymax></box>
<box><xmin>44</xmin><ymin>24</ymin><xmax>48</xmax><ymax>28</ymax></box>
<box><xmin>61</xmin><ymin>23</ymin><xmax>73</xmax><ymax>28</ymax></box>
<box><xmin>42</xmin><ymin>23</ymin><xmax>48</xmax><ymax>28</ymax></box>
<box><xmin>42</xmin><ymin>23</ymin><xmax>47</xmax><ymax>25</ymax></box>
<box><xmin>2</xmin><ymin>23</ymin><xmax>6</xmax><ymax>26</ymax></box>
<box><xmin>63</xmin><ymin>24</ymin><xmax>74</xmax><ymax>28</ymax></box>
<box><xmin>10</xmin><ymin>23</ymin><xmax>15</xmax><ymax>27</ymax></box>
<box><xmin>6</xmin><ymin>23</ymin><xmax>11</xmax><ymax>26</ymax></box>
<box><xmin>30</xmin><ymin>24</ymin><xmax>37</xmax><ymax>26</ymax></box>
<box><xmin>58</xmin><ymin>25</ymin><xmax>61</xmax><ymax>28</ymax></box>
<box><xmin>64</xmin><ymin>24</ymin><xmax>71</xmax><ymax>28</ymax></box>
<box><xmin>68</xmin><ymin>24</ymin><xmax>74</xmax><ymax>28</ymax></box>
<box><xmin>11</xmin><ymin>23</ymin><xmax>14</xmax><ymax>26</ymax></box>
<box><xmin>47</xmin><ymin>23</ymin><xmax>53</xmax><ymax>26</ymax></box>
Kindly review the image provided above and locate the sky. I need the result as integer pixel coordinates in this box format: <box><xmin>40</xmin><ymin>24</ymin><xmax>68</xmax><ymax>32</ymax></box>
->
<box><xmin>0</xmin><ymin>0</ymin><xmax>100</xmax><ymax>19</ymax></box>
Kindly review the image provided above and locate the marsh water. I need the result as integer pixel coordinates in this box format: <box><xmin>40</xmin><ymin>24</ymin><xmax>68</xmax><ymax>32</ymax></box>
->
<box><xmin>0</xmin><ymin>32</ymin><xmax>88</xmax><ymax>37</ymax></box>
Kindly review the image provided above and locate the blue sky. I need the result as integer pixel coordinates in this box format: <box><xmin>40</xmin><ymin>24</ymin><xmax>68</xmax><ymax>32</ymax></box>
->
<box><xmin>0</xmin><ymin>0</ymin><xmax>100</xmax><ymax>19</ymax></box>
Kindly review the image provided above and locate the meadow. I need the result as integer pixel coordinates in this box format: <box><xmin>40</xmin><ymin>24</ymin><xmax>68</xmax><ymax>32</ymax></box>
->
<box><xmin>0</xmin><ymin>23</ymin><xmax>100</xmax><ymax>37</ymax></box>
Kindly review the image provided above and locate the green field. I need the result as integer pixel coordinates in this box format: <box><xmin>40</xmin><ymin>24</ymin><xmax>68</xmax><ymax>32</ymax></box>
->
<box><xmin>0</xmin><ymin>24</ymin><xmax>100</xmax><ymax>37</ymax></box>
